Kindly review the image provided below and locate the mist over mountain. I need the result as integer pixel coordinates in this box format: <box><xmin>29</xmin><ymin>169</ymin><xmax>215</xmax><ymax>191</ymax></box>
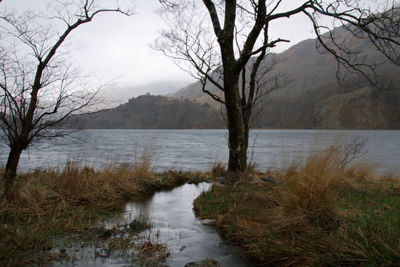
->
<box><xmin>100</xmin><ymin>80</ymin><xmax>193</xmax><ymax>107</ymax></box>
<box><xmin>65</xmin><ymin>25</ymin><xmax>400</xmax><ymax>130</ymax></box>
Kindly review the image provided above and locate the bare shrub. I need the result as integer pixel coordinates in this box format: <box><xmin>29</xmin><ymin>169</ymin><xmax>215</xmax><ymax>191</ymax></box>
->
<box><xmin>330</xmin><ymin>137</ymin><xmax>368</xmax><ymax>170</ymax></box>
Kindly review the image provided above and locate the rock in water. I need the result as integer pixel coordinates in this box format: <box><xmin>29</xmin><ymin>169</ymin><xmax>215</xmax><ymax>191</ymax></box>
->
<box><xmin>261</xmin><ymin>176</ymin><xmax>277</xmax><ymax>184</ymax></box>
<box><xmin>129</xmin><ymin>218</ymin><xmax>150</xmax><ymax>232</ymax></box>
<box><xmin>185</xmin><ymin>259</ymin><xmax>222</xmax><ymax>267</ymax></box>
<box><xmin>86</xmin><ymin>225</ymin><xmax>112</xmax><ymax>238</ymax></box>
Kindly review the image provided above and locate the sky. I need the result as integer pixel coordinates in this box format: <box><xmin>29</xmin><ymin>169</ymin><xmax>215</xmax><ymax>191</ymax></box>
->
<box><xmin>0</xmin><ymin>0</ymin><xmax>394</xmax><ymax>100</ymax></box>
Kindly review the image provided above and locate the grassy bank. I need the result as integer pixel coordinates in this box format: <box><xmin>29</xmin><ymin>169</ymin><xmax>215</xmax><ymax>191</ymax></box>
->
<box><xmin>194</xmin><ymin>149</ymin><xmax>400</xmax><ymax>266</ymax></box>
<box><xmin>0</xmin><ymin>155</ymin><xmax>207</xmax><ymax>266</ymax></box>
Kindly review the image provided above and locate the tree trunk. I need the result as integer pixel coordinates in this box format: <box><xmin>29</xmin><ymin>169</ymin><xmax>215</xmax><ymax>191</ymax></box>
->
<box><xmin>243</xmin><ymin>118</ymin><xmax>249</xmax><ymax>168</ymax></box>
<box><xmin>215</xmin><ymin>0</ymin><xmax>249</xmax><ymax>173</ymax></box>
<box><xmin>224</xmin><ymin>71</ymin><xmax>247</xmax><ymax>173</ymax></box>
<box><xmin>3</xmin><ymin>146</ymin><xmax>23</xmax><ymax>200</ymax></box>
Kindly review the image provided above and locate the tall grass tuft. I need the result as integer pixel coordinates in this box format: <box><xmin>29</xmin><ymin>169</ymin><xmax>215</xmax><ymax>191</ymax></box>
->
<box><xmin>273</xmin><ymin>149</ymin><xmax>348</xmax><ymax>228</ymax></box>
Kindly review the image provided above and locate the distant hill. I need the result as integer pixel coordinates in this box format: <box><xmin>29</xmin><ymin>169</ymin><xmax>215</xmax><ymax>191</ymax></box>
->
<box><xmin>171</xmin><ymin>27</ymin><xmax>400</xmax><ymax>129</ymax></box>
<box><xmin>62</xmin><ymin>94</ymin><xmax>224</xmax><ymax>129</ymax></box>
<box><xmin>99</xmin><ymin>80</ymin><xmax>192</xmax><ymax>108</ymax></box>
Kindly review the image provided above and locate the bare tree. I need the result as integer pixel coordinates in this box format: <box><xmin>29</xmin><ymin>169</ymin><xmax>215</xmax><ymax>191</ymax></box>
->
<box><xmin>0</xmin><ymin>0</ymin><xmax>132</xmax><ymax>200</ymax></box>
<box><xmin>157</xmin><ymin>0</ymin><xmax>400</xmax><ymax>174</ymax></box>
<box><xmin>156</xmin><ymin>1</ymin><xmax>287</xmax><ymax>173</ymax></box>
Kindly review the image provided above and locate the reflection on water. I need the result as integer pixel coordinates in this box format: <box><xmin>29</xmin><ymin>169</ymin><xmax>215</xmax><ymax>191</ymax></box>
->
<box><xmin>115</xmin><ymin>182</ymin><xmax>251</xmax><ymax>266</ymax></box>
<box><xmin>0</xmin><ymin>129</ymin><xmax>399</xmax><ymax>176</ymax></box>
<box><xmin>51</xmin><ymin>183</ymin><xmax>250</xmax><ymax>266</ymax></box>
<box><xmin>57</xmin><ymin>183</ymin><xmax>251</xmax><ymax>266</ymax></box>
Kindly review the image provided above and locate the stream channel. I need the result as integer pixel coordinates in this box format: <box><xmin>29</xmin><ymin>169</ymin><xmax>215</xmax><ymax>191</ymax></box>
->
<box><xmin>52</xmin><ymin>182</ymin><xmax>251</xmax><ymax>267</ymax></box>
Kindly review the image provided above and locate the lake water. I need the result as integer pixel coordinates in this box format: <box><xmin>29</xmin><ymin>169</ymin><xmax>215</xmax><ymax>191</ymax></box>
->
<box><xmin>0</xmin><ymin>129</ymin><xmax>399</xmax><ymax>176</ymax></box>
<box><xmin>4</xmin><ymin>129</ymin><xmax>398</xmax><ymax>266</ymax></box>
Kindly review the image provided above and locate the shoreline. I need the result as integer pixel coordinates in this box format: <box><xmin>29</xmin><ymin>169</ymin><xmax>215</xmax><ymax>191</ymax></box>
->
<box><xmin>1</xmin><ymin>146</ymin><xmax>399</xmax><ymax>266</ymax></box>
<box><xmin>0</xmin><ymin>161</ymin><xmax>210</xmax><ymax>266</ymax></box>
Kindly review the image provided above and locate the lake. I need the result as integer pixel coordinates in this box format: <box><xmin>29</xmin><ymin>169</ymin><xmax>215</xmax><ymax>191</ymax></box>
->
<box><xmin>0</xmin><ymin>129</ymin><xmax>399</xmax><ymax>175</ymax></box>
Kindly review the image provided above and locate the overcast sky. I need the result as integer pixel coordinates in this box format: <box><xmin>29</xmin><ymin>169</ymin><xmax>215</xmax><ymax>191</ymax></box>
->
<box><xmin>1</xmin><ymin>0</ymin><xmax>394</xmax><ymax>97</ymax></box>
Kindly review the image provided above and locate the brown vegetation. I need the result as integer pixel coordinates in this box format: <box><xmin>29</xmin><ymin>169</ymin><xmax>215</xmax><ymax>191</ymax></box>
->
<box><xmin>0</xmin><ymin>154</ymin><xmax>207</xmax><ymax>265</ymax></box>
<box><xmin>194</xmin><ymin>146</ymin><xmax>400</xmax><ymax>266</ymax></box>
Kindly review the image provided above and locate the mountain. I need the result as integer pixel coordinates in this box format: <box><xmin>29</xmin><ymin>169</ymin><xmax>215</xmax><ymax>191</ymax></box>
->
<box><xmin>171</xmin><ymin>28</ymin><xmax>400</xmax><ymax>129</ymax></box>
<box><xmin>62</xmin><ymin>94</ymin><xmax>224</xmax><ymax>129</ymax></box>
<box><xmin>313</xmin><ymin>87</ymin><xmax>400</xmax><ymax>129</ymax></box>
<box><xmin>64</xmin><ymin>26</ymin><xmax>399</xmax><ymax>130</ymax></box>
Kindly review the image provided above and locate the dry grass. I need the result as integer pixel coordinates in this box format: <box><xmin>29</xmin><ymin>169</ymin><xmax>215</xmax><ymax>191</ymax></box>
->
<box><xmin>210</xmin><ymin>162</ymin><xmax>227</xmax><ymax>178</ymax></box>
<box><xmin>194</xmin><ymin>145</ymin><xmax>400</xmax><ymax>266</ymax></box>
<box><xmin>271</xmin><ymin>148</ymin><xmax>363</xmax><ymax>228</ymax></box>
<box><xmin>0</xmin><ymin>154</ymin><xmax>208</xmax><ymax>266</ymax></box>
<box><xmin>6</xmin><ymin>153</ymin><xmax>198</xmax><ymax>212</ymax></box>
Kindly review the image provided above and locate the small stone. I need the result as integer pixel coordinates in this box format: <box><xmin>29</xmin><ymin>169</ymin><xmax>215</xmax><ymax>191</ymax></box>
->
<box><xmin>146</xmin><ymin>263</ymin><xmax>170</xmax><ymax>267</ymax></box>
<box><xmin>261</xmin><ymin>176</ymin><xmax>277</xmax><ymax>183</ymax></box>
<box><xmin>216</xmin><ymin>177</ymin><xmax>228</xmax><ymax>185</ymax></box>
<box><xmin>96</xmin><ymin>251</ymin><xmax>110</xmax><ymax>258</ymax></box>
<box><xmin>86</xmin><ymin>225</ymin><xmax>112</xmax><ymax>238</ymax></box>
<box><xmin>225</xmin><ymin>171</ymin><xmax>239</xmax><ymax>184</ymax></box>
<box><xmin>201</xmin><ymin>219</ymin><xmax>216</xmax><ymax>226</ymax></box>
<box><xmin>374</xmin><ymin>209</ymin><xmax>382</xmax><ymax>215</ymax></box>
<box><xmin>216</xmin><ymin>172</ymin><xmax>238</xmax><ymax>185</ymax></box>
<box><xmin>185</xmin><ymin>259</ymin><xmax>222</xmax><ymax>267</ymax></box>
<box><xmin>46</xmin><ymin>194</ymin><xmax>59</xmax><ymax>200</ymax></box>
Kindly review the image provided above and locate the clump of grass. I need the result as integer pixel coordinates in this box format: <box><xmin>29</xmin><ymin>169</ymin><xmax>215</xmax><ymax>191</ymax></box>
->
<box><xmin>128</xmin><ymin>213</ymin><xmax>152</xmax><ymax>233</ymax></box>
<box><xmin>272</xmin><ymin>149</ymin><xmax>352</xmax><ymax>228</ymax></box>
<box><xmin>210</xmin><ymin>162</ymin><xmax>226</xmax><ymax>178</ymax></box>
<box><xmin>194</xmin><ymin>144</ymin><xmax>400</xmax><ymax>266</ymax></box>
<box><xmin>0</xmin><ymin>153</ymin><xmax>203</xmax><ymax>266</ymax></box>
<box><xmin>135</xmin><ymin>240</ymin><xmax>170</xmax><ymax>265</ymax></box>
